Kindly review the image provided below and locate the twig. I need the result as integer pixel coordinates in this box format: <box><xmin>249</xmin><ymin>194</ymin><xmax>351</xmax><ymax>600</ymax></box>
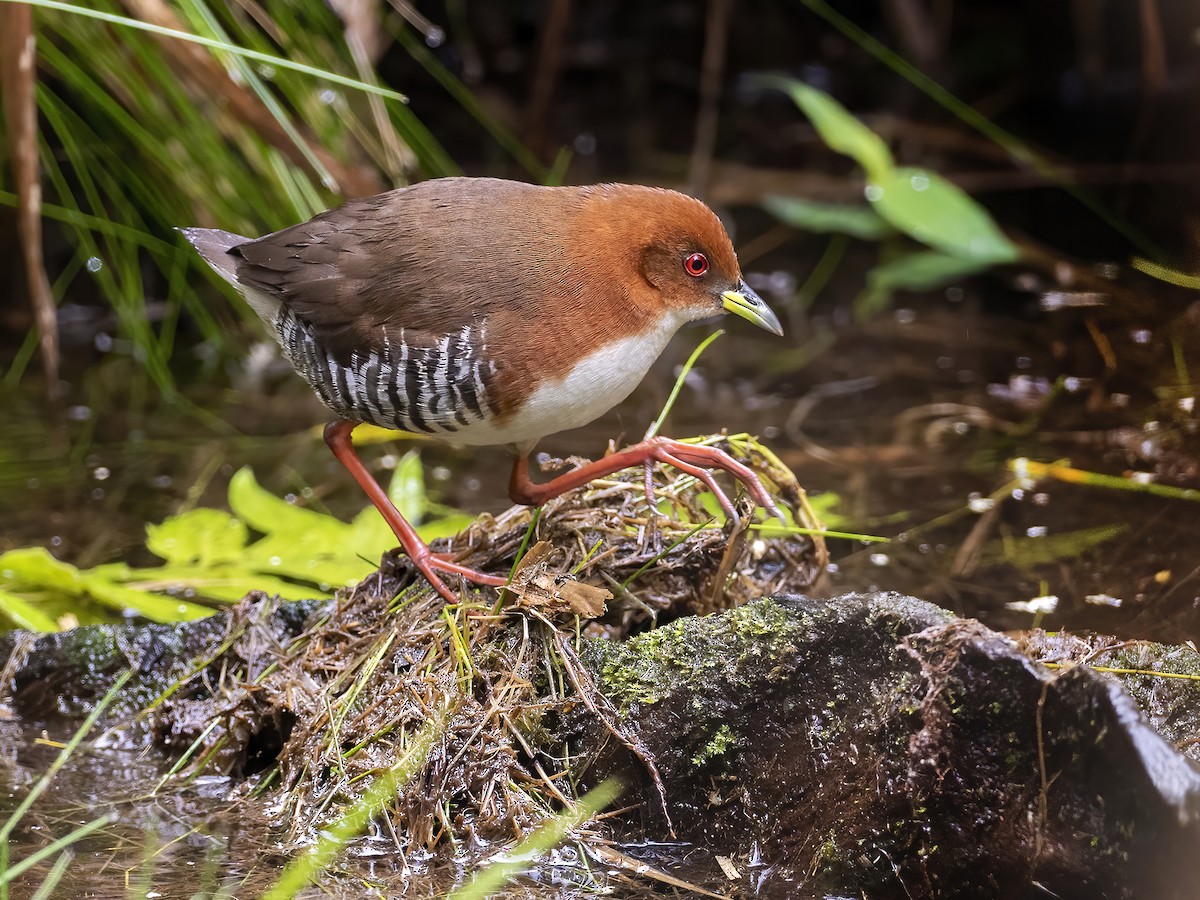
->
<box><xmin>0</xmin><ymin>3</ymin><xmax>60</xmax><ymax>403</ymax></box>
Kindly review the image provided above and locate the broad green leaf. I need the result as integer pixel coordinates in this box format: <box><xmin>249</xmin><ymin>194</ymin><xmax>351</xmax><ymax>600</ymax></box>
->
<box><xmin>750</xmin><ymin>504</ymin><xmax>797</xmax><ymax>540</ymax></box>
<box><xmin>88</xmin><ymin>561</ymin><xmax>132</xmax><ymax>580</ymax></box>
<box><xmin>418</xmin><ymin>514</ymin><xmax>476</xmax><ymax>542</ymax></box>
<box><xmin>146</xmin><ymin>508</ymin><xmax>248</xmax><ymax>566</ymax></box>
<box><xmin>389</xmin><ymin>450</ymin><xmax>426</xmax><ymax>525</ymax></box>
<box><xmin>694</xmin><ymin>491</ymin><xmax>726</xmax><ymax>524</ymax></box>
<box><xmin>228</xmin><ymin>466</ymin><xmax>350</xmax><ymax>542</ymax></box>
<box><xmin>867</xmin><ymin>250</ymin><xmax>994</xmax><ymax>293</ymax></box>
<box><xmin>763</xmin><ymin>195</ymin><xmax>892</xmax><ymax>240</ymax></box>
<box><xmin>869</xmin><ymin>167</ymin><xmax>1019</xmax><ymax>263</ymax></box>
<box><xmin>0</xmin><ymin>548</ymin><xmax>84</xmax><ymax>595</ymax></box>
<box><xmin>239</xmin><ymin>543</ymin><xmax>372</xmax><ymax>591</ymax></box>
<box><xmin>122</xmin><ymin>565</ymin><xmax>324</xmax><ymax>603</ymax></box>
<box><xmin>81</xmin><ymin>575</ymin><xmax>212</xmax><ymax>622</ymax></box>
<box><xmin>0</xmin><ymin>460</ymin><xmax>476</xmax><ymax>625</ymax></box>
<box><xmin>805</xmin><ymin>491</ymin><xmax>846</xmax><ymax>525</ymax></box>
<box><xmin>0</xmin><ymin>587</ymin><xmax>60</xmax><ymax>632</ymax></box>
<box><xmin>162</xmin><ymin>574</ymin><xmax>319</xmax><ymax>603</ymax></box>
<box><xmin>247</xmin><ymin>529</ymin><xmax>376</xmax><ymax>571</ymax></box>
<box><xmin>764</xmin><ymin>76</ymin><xmax>893</xmax><ymax>182</ymax></box>
<box><xmin>350</xmin><ymin>505</ymin><xmax>398</xmax><ymax>558</ymax></box>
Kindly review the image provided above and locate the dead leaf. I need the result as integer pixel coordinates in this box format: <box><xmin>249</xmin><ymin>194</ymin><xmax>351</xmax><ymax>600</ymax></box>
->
<box><xmin>506</xmin><ymin>541</ymin><xmax>610</xmax><ymax>617</ymax></box>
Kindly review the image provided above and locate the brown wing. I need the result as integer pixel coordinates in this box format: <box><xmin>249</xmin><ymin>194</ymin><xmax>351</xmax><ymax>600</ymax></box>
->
<box><xmin>231</xmin><ymin>177</ymin><xmax>583</xmax><ymax>362</ymax></box>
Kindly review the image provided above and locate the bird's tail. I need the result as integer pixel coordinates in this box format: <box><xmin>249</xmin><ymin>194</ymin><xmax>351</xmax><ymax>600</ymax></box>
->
<box><xmin>179</xmin><ymin>227</ymin><xmax>279</xmax><ymax>324</ymax></box>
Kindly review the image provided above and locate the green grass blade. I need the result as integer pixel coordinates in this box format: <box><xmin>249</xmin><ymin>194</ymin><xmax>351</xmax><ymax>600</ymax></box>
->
<box><xmin>448</xmin><ymin>779</ymin><xmax>622</xmax><ymax>900</ymax></box>
<box><xmin>16</xmin><ymin>0</ymin><xmax>408</xmax><ymax>104</ymax></box>
<box><xmin>644</xmin><ymin>330</ymin><xmax>724</xmax><ymax>441</ymax></box>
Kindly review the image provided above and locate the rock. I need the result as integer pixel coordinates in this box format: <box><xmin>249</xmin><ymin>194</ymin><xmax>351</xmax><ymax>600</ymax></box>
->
<box><xmin>580</xmin><ymin>593</ymin><xmax>1200</xmax><ymax>898</ymax></box>
<box><xmin>0</xmin><ymin>596</ymin><xmax>322</xmax><ymax>729</ymax></box>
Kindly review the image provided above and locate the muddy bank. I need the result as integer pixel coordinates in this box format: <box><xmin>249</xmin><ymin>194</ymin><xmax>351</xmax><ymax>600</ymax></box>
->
<box><xmin>4</xmin><ymin>581</ymin><xmax>1199</xmax><ymax>898</ymax></box>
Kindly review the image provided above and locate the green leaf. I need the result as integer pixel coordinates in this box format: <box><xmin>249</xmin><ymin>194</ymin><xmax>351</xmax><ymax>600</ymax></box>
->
<box><xmin>0</xmin><ymin>548</ymin><xmax>84</xmax><ymax>595</ymax></box>
<box><xmin>228</xmin><ymin>466</ymin><xmax>350</xmax><ymax>542</ymax></box>
<box><xmin>763</xmin><ymin>195</ymin><xmax>892</xmax><ymax>240</ymax></box>
<box><xmin>239</xmin><ymin>539</ymin><xmax>373</xmax><ymax>591</ymax></box>
<box><xmin>348</xmin><ymin>506</ymin><xmax>400</xmax><ymax>559</ymax></box>
<box><xmin>389</xmin><ymin>450</ymin><xmax>426</xmax><ymax>525</ymax></box>
<box><xmin>146</xmin><ymin>508</ymin><xmax>248</xmax><ymax>566</ymax></box>
<box><xmin>0</xmin><ymin>588</ymin><xmax>60</xmax><ymax>632</ymax></box>
<box><xmin>762</xmin><ymin>76</ymin><xmax>893</xmax><ymax>181</ymax></box>
<box><xmin>418</xmin><ymin>514</ymin><xmax>475</xmax><ymax>542</ymax></box>
<box><xmin>981</xmin><ymin>524</ymin><xmax>1126</xmax><ymax>569</ymax></box>
<box><xmin>867</xmin><ymin>250</ymin><xmax>994</xmax><ymax>293</ymax></box>
<box><xmin>805</xmin><ymin>491</ymin><xmax>847</xmax><ymax>526</ymax></box>
<box><xmin>124</xmin><ymin>563</ymin><xmax>325</xmax><ymax>603</ymax></box>
<box><xmin>80</xmin><ymin>575</ymin><xmax>212</xmax><ymax>622</ymax></box>
<box><xmin>869</xmin><ymin>167</ymin><xmax>1019</xmax><ymax>263</ymax></box>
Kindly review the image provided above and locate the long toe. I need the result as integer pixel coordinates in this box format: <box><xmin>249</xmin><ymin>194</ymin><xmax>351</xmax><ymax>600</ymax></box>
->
<box><xmin>412</xmin><ymin>559</ymin><xmax>460</xmax><ymax>603</ymax></box>
<box><xmin>661</xmin><ymin>439</ymin><xmax>782</xmax><ymax>521</ymax></box>
<box><xmin>428</xmin><ymin>555</ymin><xmax>508</xmax><ymax>587</ymax></box>
<box><xmin>656</xmin><ymin>448</ymin><xmax>739</xmax><ymax>525</ymax></box>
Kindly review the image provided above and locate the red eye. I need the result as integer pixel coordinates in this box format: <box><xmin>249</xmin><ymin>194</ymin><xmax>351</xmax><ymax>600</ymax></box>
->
<box><xmin>683</xmin><ymin>252</ymin><xmax>709</xmax><ymax>277</ymax></box>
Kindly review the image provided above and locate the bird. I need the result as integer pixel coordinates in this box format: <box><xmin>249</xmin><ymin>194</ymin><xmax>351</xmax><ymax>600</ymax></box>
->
<box><xmin>182</xmin><ymin>177</ymin><xmax>784</xmax><ymax>602</ymax></box>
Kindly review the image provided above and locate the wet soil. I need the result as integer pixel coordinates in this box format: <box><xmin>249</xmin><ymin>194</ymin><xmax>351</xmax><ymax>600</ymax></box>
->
<box><xmin>5</xmin><ymin>586</ymin><xmax>1200</xmax><ymax>899</ymax></box>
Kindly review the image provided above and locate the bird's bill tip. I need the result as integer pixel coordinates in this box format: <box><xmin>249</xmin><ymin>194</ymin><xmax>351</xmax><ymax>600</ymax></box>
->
<box><xmin>722</xmin><ymin>282</ymin><xmax>783</xmax><ymax>336</ymax></box>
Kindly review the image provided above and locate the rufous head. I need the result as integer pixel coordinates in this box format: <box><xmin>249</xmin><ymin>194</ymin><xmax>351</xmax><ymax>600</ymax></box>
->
<box><xmin>572</xmin><ymin>184</ymin><xmax>783</xmax><ymax>336</ymax></box>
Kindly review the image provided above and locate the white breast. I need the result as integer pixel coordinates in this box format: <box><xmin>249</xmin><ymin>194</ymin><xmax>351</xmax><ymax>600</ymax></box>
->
<box><xmin>446</xmin><ymin>311</ymin><xmax>689</xmax><ymax>448</ymax></box>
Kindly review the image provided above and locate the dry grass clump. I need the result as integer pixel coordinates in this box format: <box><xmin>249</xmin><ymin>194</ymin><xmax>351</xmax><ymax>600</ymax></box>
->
<box><xmin>152</xmin><ymin>433</ymin><xmax>825</xmax><ymax>877</ymax></box>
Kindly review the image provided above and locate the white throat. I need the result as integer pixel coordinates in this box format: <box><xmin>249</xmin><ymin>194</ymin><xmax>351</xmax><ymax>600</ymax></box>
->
<box><xmin>452</xmin><ymin>310</ymin><xmax>692</xmax><ymax>448</ymax></box>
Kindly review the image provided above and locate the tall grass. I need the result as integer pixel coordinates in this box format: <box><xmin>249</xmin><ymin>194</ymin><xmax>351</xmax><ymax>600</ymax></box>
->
<box><xmin>1</xmin><ymin>0</ymin><xmax>524</xmax><ymax>399</ymax></box>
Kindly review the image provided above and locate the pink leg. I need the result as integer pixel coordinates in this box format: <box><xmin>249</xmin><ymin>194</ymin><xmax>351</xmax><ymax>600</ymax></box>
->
<box><xmin>324</xmin><ymin>421</ymin><xmax>507</xmax><ymax>602</ymax></box>
<box><xmin>509</xmin><ymin>436</ymin><xmax>783</xmax><ymax>525</ymax></box>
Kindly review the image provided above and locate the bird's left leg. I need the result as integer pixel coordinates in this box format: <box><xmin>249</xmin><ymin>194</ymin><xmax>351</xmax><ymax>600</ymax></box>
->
<box><xmin>324</xmin><ymin>421</ymin><xmax>507</xmax><ymax>601</ymax></box>
<box><xmin>509</xmin><ymin>437</ymin><xmax>784</xmax><ymax>525</ymax></box>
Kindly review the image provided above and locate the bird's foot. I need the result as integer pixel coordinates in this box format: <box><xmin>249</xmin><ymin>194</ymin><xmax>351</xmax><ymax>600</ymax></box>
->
<box><xmin>510</xmin><ymin>435</ymin><xmax>784</xmax><ymax>527</ymax></box>
<box><xmin>412</xmin><ymin>552</ymin><xmax>507</xmax><ymax>602</ymax></box>
<box><xmin>636</xmin><ymin>437</ymin><xmax>784</xmax><ymax>528</ymax></box>
<box><xmin>325</xmin><ymin>419</ymin><xmax>506</xmax><ymax>603</ymax></box>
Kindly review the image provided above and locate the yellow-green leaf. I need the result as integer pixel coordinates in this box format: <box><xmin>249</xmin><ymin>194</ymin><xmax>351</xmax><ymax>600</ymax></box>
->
<box><xmin>869</xmin><ymin>167</ymin><xmax>1019</xmax><ymax>263</ymax></box>
<box><xmin>388</xmin><ymin>450</ymin><xmax>427</xmax><ymax>524</ymax></box>
<box><xmin>228</xmin><ymin>466</ymin><xmax>350</xmax><ymax>542</ymax></box>
<box><xmin>867</xmin><ymin>250</ymin><xmax>994</xmax><ymax>293</ymax></box>
<box><xmin>81</xmin><ymin>575</ymin><xmax>212</xmax><ymax>622</ymax></box>
<box><xmin>763</xmin><ymin>195</ymin><xmax>892</xmax><ymax>240</ymax></box>
<box><xmin>146</xmin><ymin>508</ymin><xmax>248</xmax><ymax>566</ymax></box>
<box><xmin>0</xmin><ymin>587</ymin><xmax>60</xmax><ymax>632</ymax></box>
<box><xmin>0</xmin><ymin>547</ymin><xmax>84</xmax><ymax>595</ymax></box>
<box><xmin>761</xmin><ymin>76</ymin><xmax>894</xmax><ymax>182</ymax></box>
<box><xmin>418</xmin><ymin>514</ymin><xmax>475</xmax><ymax>542</ymax></box>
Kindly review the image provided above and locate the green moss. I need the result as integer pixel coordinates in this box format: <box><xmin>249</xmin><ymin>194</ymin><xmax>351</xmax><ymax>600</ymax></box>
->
<box><xmin>589</xmin><ymin>599</ymin><xmax>814</xmax><ymax>711</ymax></box>
<box><xmin>691</xmin><ymin>724</ymin><xmax>739</xmax><ymax>766</ymax></box>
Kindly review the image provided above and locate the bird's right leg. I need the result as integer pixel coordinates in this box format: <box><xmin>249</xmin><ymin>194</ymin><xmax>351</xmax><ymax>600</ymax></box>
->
<box><xmin>508</xmin><ymin>437</ymin><xmax>783</xmax><ymax>526</ymax></box>
<box><xmin>324</xmin><ymin>421</ymin><xmax>506</xmax><ymax>602</ymax></box>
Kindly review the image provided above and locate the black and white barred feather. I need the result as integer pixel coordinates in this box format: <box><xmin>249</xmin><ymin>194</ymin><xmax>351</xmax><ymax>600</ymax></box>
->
<box><xmin>275</xmin><ymin>305</ymin><xmax>496</xmax><ymax>435</ymax></box>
